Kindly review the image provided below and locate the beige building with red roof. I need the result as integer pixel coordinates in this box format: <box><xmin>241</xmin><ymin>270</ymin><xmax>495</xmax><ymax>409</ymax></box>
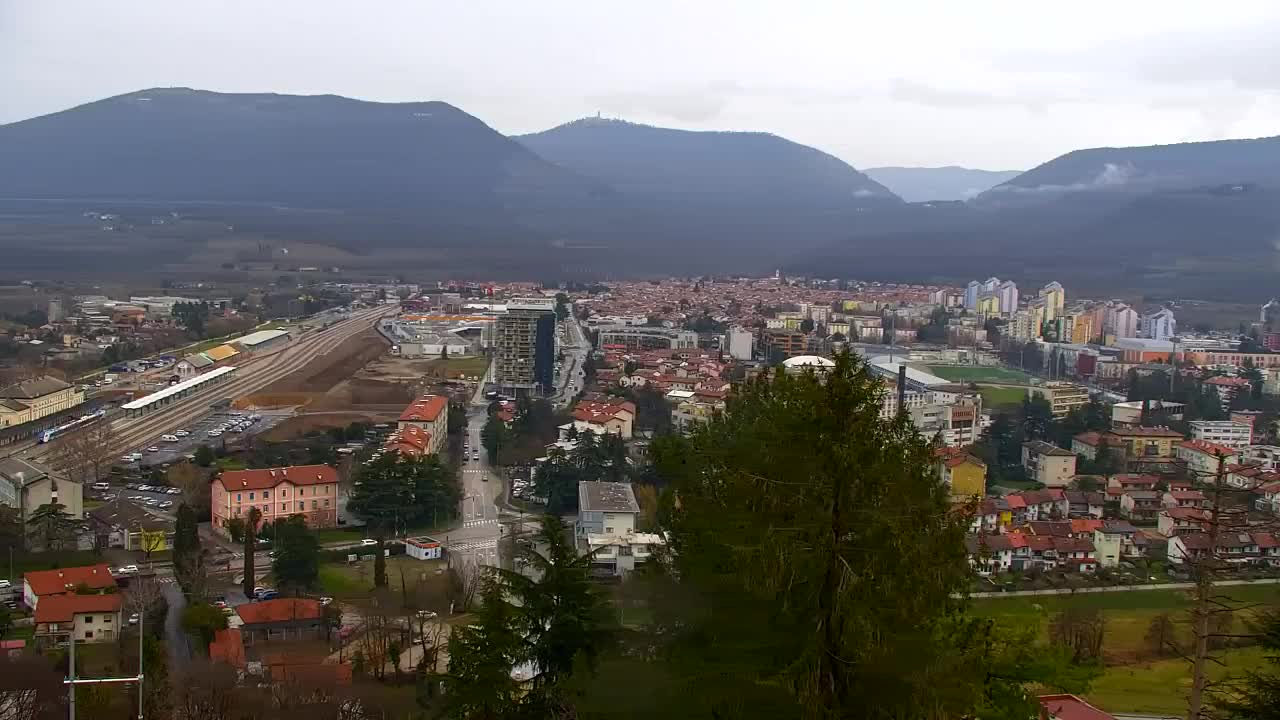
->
<box><xmin>32</xmin><ymin>593</ymin><xmax>122</xmax><ymax>644</ymax></box>
<box><xmin>398</xmin><ymin>395</ymin><xmax>448</xmax><ymax>455</ymax></box>
<box><xmin>567</xmin><ymin>399</ymin><xmax>636</xmax><ymax>439</ymax></box>
<box><xmin>211</xmin><ymin>465</ymin><xmax>339</xmax><ymax>536</ymax></box>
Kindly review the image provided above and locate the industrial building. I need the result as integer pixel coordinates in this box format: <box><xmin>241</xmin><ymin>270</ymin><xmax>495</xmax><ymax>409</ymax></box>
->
<box><xmin>495</xmin><ymin>298</ymin><xmax>556</xmax><ymax>393</ymax></box>
<box><xmin>233</xmin><ymin>329</ymin><xmax>290</xmax><ymax>353</ymax></box>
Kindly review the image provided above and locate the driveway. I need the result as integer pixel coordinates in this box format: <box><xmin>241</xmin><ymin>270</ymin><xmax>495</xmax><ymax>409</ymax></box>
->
<box><xmin>162</xmin><ymin>579</ymin><xmax>191</xmax><ymax>668</ymax></box>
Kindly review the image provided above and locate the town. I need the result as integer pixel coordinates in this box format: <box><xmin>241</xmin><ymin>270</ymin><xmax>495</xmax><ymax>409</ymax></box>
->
<box><xmin>1</xmin><ymin>269</ymin><xmax>1279</xmax><ymax>717</ymax></box>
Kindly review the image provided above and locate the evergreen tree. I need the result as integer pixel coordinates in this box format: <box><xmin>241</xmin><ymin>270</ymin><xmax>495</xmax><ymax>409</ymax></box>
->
<box><xmin>654</xmin><ymin>352</ymin><xmax>990</xmax><ymax>716</ymax></box>
<box><xmin>173</xmin><ymin>503</ymin><xmax>203</xmax><ymax>595</ymax></box>
<box><xmin>26</xmin><ymin>501</ymin><xmax>76</xmax><ymax>550</ymax></box>
<box><xmin>241</xmin><ymin>507</ymin><xmax>260</xmax><ymax>599</ymax></box>
<box><xmin>1214</xmin><ymin>609</ymin><xmax>1280</xmax><ymax>720</ymax></box>
<box><xmin>271</xmin><ymin>515</ymin><xmax>320</xmax><ymax>593</ymax></box>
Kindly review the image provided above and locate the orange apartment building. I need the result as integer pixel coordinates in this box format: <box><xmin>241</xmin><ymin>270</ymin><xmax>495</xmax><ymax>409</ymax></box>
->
<box><xmin>398</xmin><ymin>395</ymin><xmax>449</xmax><ymax>455</ymax></box>
<box><xmin>211</xmin><ymin>465</ymin><xmax>339</xmax><ymax>536</ymax></box>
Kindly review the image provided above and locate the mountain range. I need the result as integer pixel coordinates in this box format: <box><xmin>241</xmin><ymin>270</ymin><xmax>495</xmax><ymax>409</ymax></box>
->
<box><xmin>2</xmin><ymin>88</ymin><xmax>1280</xmax><ymax>298</ymax></box>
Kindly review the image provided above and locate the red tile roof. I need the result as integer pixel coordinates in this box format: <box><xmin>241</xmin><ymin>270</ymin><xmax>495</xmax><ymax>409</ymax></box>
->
<box><xmin>1205</xmin><ymin>376</ymin><xmax>1251</xmax><ymax>387</ymax></box>
<box><xmin>1178</xmin><ymin>439</ymin><xmax>1239</xmax><ymax>457</ymax></box>
<box><xmin>400</xmin><ymin>395</ymin><xmax>448</xmax><ymax>423</ymax></box>
<box><xmin>572</xmin><ymin>399</ymin><xmax>636</xmax><ymax>425</ymax></box>
<box><xmin>217</xmin><ymin>465</ymin><xmax>337</xmax><ymax>492</ymax></box>
<box><xmin>385</xmin><ymin>425</ymin><xmax>432</xmax><ymax>457</ymax></box>
<box><xmin>1070</xmin><ymin>518</ymin><xmax>1103</xmax><ymax>534</ymax></box>
<box><xmin>1106</xmin><ymin>427</ymin><xmax>1185</xmax><ymax>438</ymax></box>
<box><xmin>34</xmin><ymin>593</ymin><xmax>121</xmax><ymax>623</ymax></box>
<box><xmin>24</xmin><ymin>564</ymin><xmax>115</xmax><ymax>597</ymax></box>
<box><xmin>235</xmin><ymin>598</ymin><xmax>322</xmax><ymax>625</ymax></box>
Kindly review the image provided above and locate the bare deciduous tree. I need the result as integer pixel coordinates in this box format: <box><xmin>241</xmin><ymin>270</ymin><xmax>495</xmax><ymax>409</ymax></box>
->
<box><xmin>1049</xmin><ymin>607</ymin><xmax>1106</xmax><ymax>664</ymax></box>
<box><xmin>48</xmin><ymin>419</ymin><xmax>118</xmax><ymax>484</ymax></box>
<box><xmin>0</xmin><ymin>655</ymin><xmax>65</xmax><ymax>720</ymax></box>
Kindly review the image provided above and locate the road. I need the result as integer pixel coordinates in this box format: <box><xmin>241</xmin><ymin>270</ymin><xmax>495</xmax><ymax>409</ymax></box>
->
<box><xmin>10</xmin><ymin>304</ymin><xmax>396</xmax><ymax>465</ymax></box>
<box><xmin>161</xmin><ymin>577</ymin><xmax>190</xmax><ymax>668</ymax></box>
<box><xmin>440</xmin><ymin>407</ymin><xmax>506</xmax><ymax>567</ymax></box>
<box><xmin>550</xmin><ymin>316</ymin><xmax>589</xmax><ymax>408</ymax></box>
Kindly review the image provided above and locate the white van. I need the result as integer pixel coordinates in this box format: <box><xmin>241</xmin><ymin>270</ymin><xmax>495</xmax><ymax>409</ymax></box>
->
<box><xmin>91</xmin><ymin>482</ymin><xmax>110</xmax><ymax>491</ymax></box>
<box><xmin>161</xmin><ymin>434</ymin><xmax>179</xmax><ymax>442</ymax></box>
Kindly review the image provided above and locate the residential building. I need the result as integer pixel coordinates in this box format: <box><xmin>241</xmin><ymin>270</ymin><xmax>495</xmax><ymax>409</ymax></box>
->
<box><xmin>383</xmin><ymin>424</ymin><xmax>433</xmax><ymax>457</ymax></box>
<box><xmin>1039</xmin><ymin>282</ymin><xmax>1065</xmax><ymax>321</ymax></box>
<box><xmin>1070</xmin><ymin>430</ymin><xmax>1121</xmax><ymax>458</ymax></box>
<box><xmin>33</xmin><ymin>594</ymin><xmax>122</xmax><ymax>644</ymax></box>
<box><xmin>1168</xmin><ymin>531</ymin><xmax>1272</xmax><ymax>566</ymax></box>
<box><xmin>575</xmin><ymin>481</ymin><xmax>639</xmax><ymax>539</ymax></box>
<box><xmin>1064</xmin><ymin>490</ymin><xmax>1106</xmax><ymax>518</ymax></box>
<box><xmin>996</xmin><ymin>281</ymin><xmax>1019</xmax><ymax>316</ymax></box>
<box><xmin>1203</xmin><ymin>376</ymin><xmax>1251</xmax><ymax>410</ymax></box>
<box><xmin>1110</xmin><ymin>399</ymin><xmax>1184</xmax><ymax>428</ymax></box>
<box><xmin>1067</xmin><ymin>310</ymin><xmax>1096</xmax><ymax>345</ymax></box>
<box><xmin>1188</xmin><ymin>420</ymin><xmax>1252</xmax><ymax>449</ymax></box>
<box><xmin>582</xmin><ymin>531</ymin><xmax>665</xmax><ymax>578</ymax></box>
<box><xmin>935</xmin><ymin>448</ymin><xmax>986</xmax><ymax>499</ymax></box>
<box><xmin>1021</xmin><ymin>440</ymin><xmax>1077</xmax><ymax>487</ymax></box>
<box><xmin>727</xmin><ymin>327</ymin><xmax>754</xmax><ymax>360</ymax></box>
<box><xmin>964</xmin><ymin>281</ymin><xmax>980</xmax><ymax>310</ymax></box>
<box><xmin>1229</xmin><ymin>410</ymin><xmax>1262</xmax><ymax>443</ymax></box>
<box><xmin>0</xmin><ymin>457</ymin><xmax>82</xmax><ymax>525</ymax></box>
<box><xmin>1119</xmin><ymin>490</ymin><xmax>1162</xmax><ymax>522</ymax></box>
<box><xmin>1158</xmin><ymin>507</ymin><xmax>1212</xmax><ymax>537</ymax></box>
<box><xmin>1103</xmin><ymin>302</ymin><xmax>1139</xmax><ymax>340</ymax></box>
<box><xmin>762</xmin><ymin>328</ymin><xmax>808</xmax><ymax>359</ymax></box>
<box><xmin>567</xmin><ymin>399</ymin><xmax>636</xmax><ymax>439</ymax></box>
<box><xmin>1028</xmin><ymin>382</ymin><xmax>1089</xmax><ymax>419</ymax></box>
<box><xmin>1140</xmin><ymin>307</ymin><xmax>1177</xmax><ymax>342</ymax></box>
<box><xmin>495</xmin><ymin>298</ymin><xmax>556</xmax><ymax>392</ymax></box>
<box><xmin>597</xmin><ymin>325</ymin><xmax>698</xmax><ymax>351</ymax></box>
<box><xmin>0</xmin><ymin>376</ymin><xmax>85</xmax><ymax>429</ymax></box>
<box><xmin>1102</xmin><ymin>427</ymin><xmax>1185</xmax><ymax>459</ymax></box>
<box><xmin>397</xmin><ymin>394</ymin><xmax>449</xmax><ymax>455</ymax></box>
<box><xmin>234</xmin><ymin>598</ymin><xmax>324</xmax><ymax>646</ymax></box>
<box><xmin>965</xmin><ymin>533</ymin><xmax>1096</xmax><ymax>574</ymax></box>
<box><xmin>1176</xmin><ymin>440</ymin><xmax>1241</xmax><ymax>479</ymax></box>
<box><xmin>1162</xmin><ymin>490</ymin><xmax>1209</xmax><ymax>510</ymax></box>
<box><xmin>211</xmin><ymin>465</ymin><xmax>339</xmax><ymax>536</ymax></box>
<box><xmin>23</xmin><ymin>564</ymin><xmax>116</xmax><ymax>610</ymax></box>
<box><xmin>88</xmin><ymin>498</ymin><xmax>175</xmax><ymax>552</ymax></box>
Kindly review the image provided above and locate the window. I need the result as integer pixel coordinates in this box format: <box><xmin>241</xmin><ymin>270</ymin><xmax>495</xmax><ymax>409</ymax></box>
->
<box><xmin>84</xmin><ymin>631</ymin><xmax>93</xmax><ymax>639</ymax></box>
<box><xmin>311</xmin><ymin>500</ymin><xmax>318</xmax><ymax>510</ymax></box>
<box><xmin>605</xmin><ymin>527</ymin><xmax>614</xmax><ymax>534</ymax></box>
<box><xmin>298</xmin><ymin>502</ymin><xmax>304</xmax><ymax>511</ymax></box>
<box><xmin>249</xmin><ymin>492</ymin><xmax>255</xmax><ymax>500</ymax></box>
<box><xmin>282</xmin><ymin>504</ymin><xmax>287</xmax><ymax>512</ymax></box>
<box><xmin>103</xmin><ymin>615</ymin><xmax>111</xmax><ymax>623</ymax></box>
<box><xmin>236</xmin><ymin>493</ymin><xmax>242</xmax><ymax>502</ymax></box>
<box><xmin>84</xmin><ymin>616</ymin><xmax>94</xmax><ymax>623</ymax></box>
<box><xmin>282</xmin><ymin>489</ymin><xmax>288</xmax><ymax>497</ymax></box>
<box><xmin>324</xmin><ymin>499</ymin><xmax>330</xmax><ymax>508</ymax></box>
<box><xmin>619</xmin><ymin>546</ymin><xmax>633</xmax><ymax>556</ymax></box>
<box><xmin>263</xmin><ymin>490</ymin><xmax>270</xmax><ymax>499</ymax></box>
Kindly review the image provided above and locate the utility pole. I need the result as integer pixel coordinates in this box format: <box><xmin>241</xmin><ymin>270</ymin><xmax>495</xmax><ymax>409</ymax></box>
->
<box><xmin>63</xmin><ymin>611</ymin><xmax>144</xmax><ymax>720</ymax></box>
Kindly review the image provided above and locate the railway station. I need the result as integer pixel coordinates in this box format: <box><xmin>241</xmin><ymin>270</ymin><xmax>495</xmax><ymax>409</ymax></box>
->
<box><xmin>121</xmin><ymin>366</ymin><xmax>238</xmax><ymax>418</ymax></box>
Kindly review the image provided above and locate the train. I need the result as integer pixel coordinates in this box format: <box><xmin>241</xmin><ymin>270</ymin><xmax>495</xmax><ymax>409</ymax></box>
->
<box><xmin>38</xmin><ymin>409</ymin><xmax>107</xmax><ymax>443</ymax></box>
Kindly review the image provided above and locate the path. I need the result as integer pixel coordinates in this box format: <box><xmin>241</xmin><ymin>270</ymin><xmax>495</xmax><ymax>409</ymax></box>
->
<box><xmin>971</xmin><ymin>576</ymin><xmax>1280</xmax><ymax>599</ymax></box>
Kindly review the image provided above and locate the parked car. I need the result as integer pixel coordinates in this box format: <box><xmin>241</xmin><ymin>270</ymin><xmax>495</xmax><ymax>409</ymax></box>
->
<box><xmin>258</xmin><ymin>590</ymin><xmax>279</xmax><ymax>601</ymax></box>
<box><xmin>118</xmin><ymin>565</ymin><xmax>139</xmax><ymax>574</ymax></box>
<box><xmin>319</xmin><ymin>597</ymin><xmax>334</xmax><ymax>606</ymax></box>
<box><xmin>252</xmin><ymin>586</ymin><xmax>267</xmax><ymax>597</ymax></box>
<box><xmin>146</xmin><ymin>446</ymin><xmax>160</xmax><ymax>453</ymax></box>
<box><xmin>175</xmin><ymin>429</ymin><xmax>190</xmax><ymax>437</ymax></box>
<box><xmin>91</xmin><ymin>482</ymin><xmax>110</xmax><ymax>491</ymax></box>
<box><xmin>128</xmin><ymin>613</ymin><xmax>140</xmax><ymax>625</ymax></box>
<box><xmin>361</xmin><ymin>539</ymin><xmax>377</xmax><ymax>547</ymax></box>
<box><xmin>161</xmin><ymin>434</ymin><xmax>179</xmax><ymax>443</ymax></box>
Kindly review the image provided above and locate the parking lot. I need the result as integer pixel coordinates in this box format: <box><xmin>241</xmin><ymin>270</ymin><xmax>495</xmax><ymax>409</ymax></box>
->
<box><xmin>129</xmin><ymin>409</ymin><xmax>290</xmax><ymax>467</ymax></box>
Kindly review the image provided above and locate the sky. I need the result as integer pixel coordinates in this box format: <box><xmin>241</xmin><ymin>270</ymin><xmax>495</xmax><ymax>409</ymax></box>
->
<box><xmin>4</xmin><ymin>1</ymin><xmax>1280</xmax><ymax>170</ymax></box>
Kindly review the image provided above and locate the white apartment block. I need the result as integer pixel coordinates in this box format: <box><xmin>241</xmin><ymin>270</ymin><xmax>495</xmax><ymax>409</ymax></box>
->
<box><xmin>1189</xmin><ymin>420</ymin><xmax>1252</xmax><ymax>449</ymax></box>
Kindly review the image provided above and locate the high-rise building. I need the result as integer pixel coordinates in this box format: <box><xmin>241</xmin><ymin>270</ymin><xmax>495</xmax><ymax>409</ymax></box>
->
<box><xmin>1104</xmin><ymin>301</ymin><xmax>1139</xmax><ymax>339</ymax></box>
<box><xmin>976</xmin><ymin>293</ymin><xmax>1000</xmax><ymax>317</ymax></box>
<box><xmin>1140</xmin><ymin>308</ymin><xmax>1177</xmax><ymax>342</ymax></box>
<box><xmin>47</xmin><ymin>298</ymin><xmax>64</xmax><ymax>323</ymax></box>
<box><xmin>996</xmin><ymin>281</ymin><xmax>1019</xmax><ymax>315</ymax></box>
<box><xmin>964</xmin><ymin>281</ymin><xmax>980</xmax><ymax>311</ymax></box>
<box><xmin>1039</xmin><ymin>282</ymin><xmax>1065</xmax><ymax>321</ymax></box>
<box><xmin>495</xmin><ymin>298</ymin><xmax>556</xmax><ymax>393</ymax></box>
<box><xmin>727</xmin><ymin>327</ymin><xmax>754</xmax><ymax>360</ymax></box>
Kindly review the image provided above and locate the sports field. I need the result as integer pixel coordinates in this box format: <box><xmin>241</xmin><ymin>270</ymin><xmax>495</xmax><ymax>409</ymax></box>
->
<box><xmin>926</xmin><ymin>364</ymin><xmax>1034</xmax><ymax>384</ymax></box>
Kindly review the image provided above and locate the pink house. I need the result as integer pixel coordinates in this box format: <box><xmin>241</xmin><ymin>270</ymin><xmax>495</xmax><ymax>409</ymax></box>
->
<box><xmin>211</xmin><ymin>465</ymin><xmax>339</xmax><ymax>536</ymax></box>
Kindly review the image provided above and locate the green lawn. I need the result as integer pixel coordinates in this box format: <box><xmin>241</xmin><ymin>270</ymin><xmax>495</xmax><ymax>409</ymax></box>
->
<box><xmin>426</xmin><ymin>355</ymin><xmax>489</xmax><ymax>379</ymax></box>
<box><xmin>977</xmin><ymin>585</ymin><xmax>1280</xmax><ymax>660</ymax></box>
<box><xmin>317</xmin><ymin>556</ymin><xmax>447</xmax><ymax>599</ymax></box>
<box><xmin>1087</xmin><ymin>646</ymin><xmax>1267</xmax><ymax>714</ymax></box>
<box><xmin>926</xmin><ymin>365</ymin><xmax>1034</xmax><ymax>384</ymax></box>
<box><xmin>978</xmin><ymin>386</ymin><xmax>1027</xmax><ymax>408</ymax></box>
<box><xmin>9</xmin><ymin>549</ymin><xmax>103</xmax><ymax>575</ymax></box>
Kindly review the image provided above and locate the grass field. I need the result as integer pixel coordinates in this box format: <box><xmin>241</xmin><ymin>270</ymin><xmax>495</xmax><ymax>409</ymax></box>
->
<box><xmin>978</xmin><ymin>386</ymin><xmax>1027</xmax><ymax>408</ymax></box>
<box><xmin>318</xmin><ymin>556</ymin><xmax>447</xmax><ymax>599</ymax></box>
<box><xmin>926</xmin><ymin>365</ymin><xmax>1034</xmax><ymax>384</ymax></box>
<box><xmin>1087</xmin><ymin>646</ymin><xmax>1266</xmax><ymax>714</ymax></box>
<box><xmin>977</xmin><ymin>585</ymin><xmax>1280</xmax><ymax>663</ymax></box>
<box><xmin>425</xmin><ymin>356</ymin><xmax>489</xmax><ymax>380</ymax></box>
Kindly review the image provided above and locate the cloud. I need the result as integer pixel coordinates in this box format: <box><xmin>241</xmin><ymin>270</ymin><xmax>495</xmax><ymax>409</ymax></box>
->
<box><xmin>887</xmin><ymin>78</ymin><xmax>1062</xmax><ymax>112</ymax></box>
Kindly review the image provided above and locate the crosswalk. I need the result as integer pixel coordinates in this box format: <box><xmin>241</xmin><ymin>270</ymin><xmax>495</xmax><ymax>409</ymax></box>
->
<box><xmin>461</xmin><ymin>519</ymin><xmax>497</xmax><ymax>529</ymax></box>
<box><xmin>449</xmin><ymin>537</ymin><xmax>498</xmax><ymax>553</ymax></box>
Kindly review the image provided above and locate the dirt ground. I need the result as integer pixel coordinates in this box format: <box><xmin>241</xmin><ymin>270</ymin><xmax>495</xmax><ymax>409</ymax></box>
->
<box><xmin>260</xmin><ymin>412</ymin><xmax>389</xmax><ymax>442</ymax></box>
<box><xmin>238</xmin><ymin>328</ymin><xmax>393</xmax><ymax>409</ymax></box>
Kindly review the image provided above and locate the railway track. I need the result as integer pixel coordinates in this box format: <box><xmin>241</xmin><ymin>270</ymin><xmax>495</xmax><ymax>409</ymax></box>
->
<box><xmin>26</xmin><ymin>305</ymin><xmax>395</xmax><ymax>464</ymax></box>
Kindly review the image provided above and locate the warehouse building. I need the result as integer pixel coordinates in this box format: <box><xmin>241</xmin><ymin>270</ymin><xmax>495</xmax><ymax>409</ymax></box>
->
<box><xmin>233</xmin><ymin>329</ymin><xmax>290</xmax><ymax>354</ymax></box>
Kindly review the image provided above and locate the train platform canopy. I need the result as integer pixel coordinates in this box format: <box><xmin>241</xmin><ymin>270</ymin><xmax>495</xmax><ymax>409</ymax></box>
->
<box><xmin>122</xmin><ymin>366</ymin><xmax>237</xmax><ymax>410</ymax></box>
<box><xmin>205</xmin><ymin>344</ymin><xmax>241</xmax><ymax>362</ymax></box>
<box><xmin>234</xmin><ymin>329</ymin><xmax>290</xmax><ymax>348</ymax></box>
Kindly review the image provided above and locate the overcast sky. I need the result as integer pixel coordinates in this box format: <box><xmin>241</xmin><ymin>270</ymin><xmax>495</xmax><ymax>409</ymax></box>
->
<box><xmin>4</xmin><ymin>1</ymin><xmax>1280</xmax><ymax>170</ymax></box>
